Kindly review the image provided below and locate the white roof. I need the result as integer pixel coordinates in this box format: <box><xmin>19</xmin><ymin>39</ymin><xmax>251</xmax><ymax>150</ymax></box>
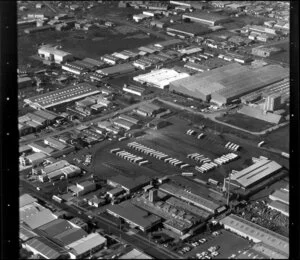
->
<box><xmin>133</xmin><ymin>69</ymin><xmax>190</xmax><ymax>89</ymax></box>
<box><xmin>67</xmin><ymin>233</ymin><xmax>106</xmax><ymax>255</ymax></box>
<box><xmin>120</xmin><ymin>248</ymin><xmax>152</xmax><ymax>259</ymax></box>
<box><xmin>38</xmin><ymin>45</ymin><xmax>72</xmax><ymax>57</ymax></box>
<box><xmin>20</xmin><ymin>194</ymin><xmax>37</xmax><ymax>208</ymax></box>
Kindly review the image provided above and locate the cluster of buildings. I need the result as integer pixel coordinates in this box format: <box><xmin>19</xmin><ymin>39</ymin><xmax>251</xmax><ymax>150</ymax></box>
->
<box><xmin>20</xmin><ymin>194</ymin><xmax>107</xmax><ymax>259</ymax></box>
<box><xmin>169</xmin><ymin>62</ymin><xmax>289</xmax><ymax>106</ymax></box>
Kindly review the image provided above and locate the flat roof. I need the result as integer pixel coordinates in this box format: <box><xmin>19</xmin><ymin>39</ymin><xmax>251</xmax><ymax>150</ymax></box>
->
<box><xmin>159</xmin><ymin>183</ymin><xmax>220</xmax><ymax>212</ymax></box>
<box><xmin>36</xmin><ymin>219</ymin><xmax>74</xmax><ymax>237</ymax></box>
<box><xmin>269</xmin><ymin>190</ymin><xmax>289</xmax><ymax>204</ymax></box>
<box><xmin>33</xmin><ymin>109</ymin><xmax>57</xmax><ymax>120</ymax></box>
<box><xmin>230</xmin><ymin>159</ymin><xmax>282</xmax><ymax>188</ymax></box>
<box><xmin>20</xmin><ymin>224</ymin><xmax>38</xmax><ymax>242</ymax></box>
<box><xmin>25</xmin><ymin>83</ymin><xmax>100</xmax><ymax>109</ymax></box>
<box><xmin>107</xmin><ymin>200</ymin><xmax>161</xmax><ymax>229</ymax></box>
<box><xmin>113</xmin><ymin>118</ymin><xmax>135</xmax><ymax>128</ymax></box>
<box><xmin>220</xmin><ymin>214</ymin><xmax>289</xmax><ymax>255</ymax></box>
<box><xmin>23</xmin><ymin>208</ymin><xmax>57</xmax><ymax>230</ymax></box>
<box><xmin>97</xmin><ymin>63</ymin><xmax>135</xmax><ymax>75</ymax></box>
<box><xmin>119</xmin><ymin>114</ymin><xmax>140</xmax><ymax>124</ymax></box>
<box><xmin>67</xmin><ymin>233</ymin><xmax>107</xmax><ymax>254</ymax></box>
<box><xmin>82</xmin><ymin>57</ymin><xmax>105</xmax><ymax>67</ymax></box>
<box><xmin>26</xmin><ymin>152</ymin><xmax>48</xmax><ymax>162</ymax></box>
<box><xmin>28</xmin><ymin>143</ymin><xmax>54</xmax><ymax>155</ymax></box>
<box><xmin>167</xmin><ymin>23</ymin><xmax>211</xmax><ymax>35</ymax></box>
<box><xmin>268</xmin><ymin>200</ymin><xmax>289</xmax><ymax>215</ymax></box>
<box><xmin>38</xmin><ymin>45</ymin><xmax>72</xmax><ymax>57</ymax></box>
<box><xmin>54</xmin><ymin>228</ymin><xmax>88</xmax><ymax>246</ymax></box>
<box><xmin>154</xmin><ymin>39</ymin><xmax>183</xmax><ymax>48</ymax></box>
<box><xmin>182</xmin><ymin>12</ymin><xmax>229</xmax><ymax>22</ymax></box>
<box><xmin>20</xmin><ymin>194</ymin><xmax>37</xmax><ymax>208</ymax></box>
<box><xmin>108</xmin><ymin>175</ymin><xmax>150</xmax><ymax>191</ymax></box>
<box><xmin>107</xmin><ymin>187</ymin><xmax>125</xmax><ymax>195</ymax></box>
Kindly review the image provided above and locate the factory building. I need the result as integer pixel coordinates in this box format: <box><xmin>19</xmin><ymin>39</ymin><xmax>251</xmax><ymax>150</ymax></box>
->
<box><xmin>133</xmin><ymin>68</ymin><xmax>190</xmax><ymax>89</ymax></box>
<box><xmin>106</xmin><ymin>201</ymin><xmax>161</xmax><ymax>232</ymax></box>
<box><xmin>118</xmin><ymin>114</ymin><xmax>140</xmax><ymax>125</ymax></box>
<box><xmin>220</xmin><ymin>214</ymin><xmax>289</xmax><ymax>257</ymax></box>
<box><xmin>224</xmin><ymin>159</ymin><xmax>282</xmax><ymax>190</ymax></box>
<box><xmin>166</xmin><ymin>23</ymin><xmax>211</xmax><ymax>37</ymax></box>
<box><xmin>159</xmin><ymin>183</ymin><xmax>221</xmax><ymax>213</ymax></box>
<box><xmin>251</xmin><ymin>46</ymin><xmax>283</xmax><ymax>57</ymax></box>
<box><xmin>113</xmin><ymin>118</ymin><xmax>136</xmax><ymax>131</ymax></box>
<box><xmin>96</xmin><ymin>63</ymin><xmax>135</xmax><ymax>77</ymax></box>
<box><xmin>119</xmin><ymin>249</ymin><xmax>152</xmax><ymax>259</ymax></box>
<box><xmin>18</xmin><ymin>77</ymin><xmax>33</xmax><ymax>88</ymax></box>
<box><xmin>182</xmin><ymin>12</ymin><xmax>230</xmax><ymax>26</ymax></box>
<box><xmin>264</xmin><ymin>93</ymin><xmax>282</xmax><ymax>112</ymax></box>
<box><xmin>267</xmin><ymin>200</ymin><xmax>289</xmax><ymax>217</ymax></box>
<box><xmin>38</xmin><ymin>45</ymin><xmax>73</xmax><ymax>64</ymax></box>
<box><xmin>107</xmin><ymin>175</ymin><xmax>150</xmax><ymax>194</ymax></box>
<box><xmin>24</xmin><ymin>83</ymin><xmax>100</xmax><ymax>109</ymax></box>
<box><xmin>24</xmin><ymin>25</ymin><xmax>55</xmax><ymax>34</ymax></box>
<box><xmin>101</xmin><ymin>54</ymin><xmax>120</xmax><ymax>65</ymax></box>
<box><xmin>135</xmin><ymin>103</ymin><xmax>162</xmax><ymax>117</ymax></box>
<box><xmin>67</xmin><ymin>233</ymin><xmax>107</xmax><ymax>259</ymax></box>
<box><xmin>123</xmin><ymin>84</ymin><xmax>146</xmax><ymax>96</ymax></box>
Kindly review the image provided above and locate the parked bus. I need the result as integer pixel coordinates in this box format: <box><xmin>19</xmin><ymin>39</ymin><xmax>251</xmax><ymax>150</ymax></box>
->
<box><xmin>208</xmin><ymin>179</ymin><xmax>219</xmax><ymax>185</ymax></box>
<box><xmin>281</xmin><ymin>152</ymin><xmax>289</xmax><ymax>159</ymax></box>
<box><xmin>110</xmin><ymin>148</ymin><xmax>121</xmax><ymax>154</ymax></box>
<box><xmin>182</xmin><ymin>172</ymin><xmax>194</xmax><ymax>177</ymax></box>
<box><xmin>139</xmin><ymin>160</ymin><xmax>149</xmax><ymax>166</ymax></box>
<box><xmin>52</xmin><ymin>195</ymin><xmax>63</xmax><ymax>203</ymax></box>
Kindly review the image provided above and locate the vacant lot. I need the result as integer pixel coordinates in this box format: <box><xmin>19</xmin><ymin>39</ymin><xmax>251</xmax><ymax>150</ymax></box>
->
<box><xmin>216</xmin><ymin>113</ymin><xmax>275</xmax><ymax>132</ymax></box>
<box><xmin>262</xmin><ymin>125</ymin><xmax>289</xmax><ymax>153</ymax></box>
<box><xmin>267</xmin><ymin>41</ymin><xmax>290</xmax><ymax>64</ymax></box>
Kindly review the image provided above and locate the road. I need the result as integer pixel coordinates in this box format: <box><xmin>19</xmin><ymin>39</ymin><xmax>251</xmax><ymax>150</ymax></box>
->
<box><xmin>19</xmin><ymin>98</ymin><xmax>155</xmax><ymax>146</ymax></box>
<box><xmin>43</xmin><ymin>1</ymin><xmax>59</xmax><ymax>14</ymax></box>
<box><xmin>20</xmin><ymin>178</ymin><xmax>181</xmax><ymax>259</ymax></box>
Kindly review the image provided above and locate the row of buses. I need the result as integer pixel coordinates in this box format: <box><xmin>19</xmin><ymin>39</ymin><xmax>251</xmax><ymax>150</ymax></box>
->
<box><xmin>127</xmin><ymin>142</ymin><xmax>191</xmax><ymax>169</ymax></box>
<box><xmin>213</xmin><ymin>153</ymin><xmax>239</xmax><ymax>166</ymax></box>
<box><xmin>187</xmin><ymin>153</ymin><xmax>211</xmax><ymax>165</ymax></box>
<box><xmin>195</xmin><ymin>162</ymin><xmax>218</xmax><ymax>174</ymax></box>
<box><xmin>186</xmin><ymin>129</ymin><xmax>205</xmax><ymax>139</ymax></box>
<box><xmin>224</xmin><ymin>142</ymin><xmax>240</xmax><ymax>152</ymax></box>
<box><xmin>110</xmin><ymin>148</ymin><xmax>150</xmax><ymax>166</ymax></box>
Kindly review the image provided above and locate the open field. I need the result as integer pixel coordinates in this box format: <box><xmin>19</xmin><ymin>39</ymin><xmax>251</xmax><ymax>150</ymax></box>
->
<box><xmin>215</xmin><ymin>113</ymin><xmax>275</xmax><ymax>132</ymax></box>
<box><xmin>262</xmin><ymin>125</ymin><xmax>289</xmax><ymax>153</ymax></box>
<box><xmin>266</xmin><ymin>41</ymin><xmax>290</xmax><ymax>64</ymax></box>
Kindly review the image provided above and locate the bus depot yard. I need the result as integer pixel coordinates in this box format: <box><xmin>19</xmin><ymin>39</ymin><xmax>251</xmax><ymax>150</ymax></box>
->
<box><xmin>18</xmin><ymin>1</ymin><xmax>290</xmax><ymax>260</ymax></box>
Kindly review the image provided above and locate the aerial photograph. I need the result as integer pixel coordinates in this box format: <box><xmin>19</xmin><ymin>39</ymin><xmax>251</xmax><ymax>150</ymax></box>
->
<box><xmin>18</xmin><ymin>1</ymin><xmax>290</xmax><ymax>259</ymax></box>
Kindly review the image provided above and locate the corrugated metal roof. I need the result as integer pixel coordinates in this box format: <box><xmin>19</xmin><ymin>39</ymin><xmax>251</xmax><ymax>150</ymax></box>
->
<box><xmin>20</xmin><ymin>194</ymin><xmax>37</xmax><ymax>208</ymax></box>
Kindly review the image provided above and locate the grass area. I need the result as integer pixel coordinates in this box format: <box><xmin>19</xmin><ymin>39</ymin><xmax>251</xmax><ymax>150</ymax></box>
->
<box><xmin>266</xmin><ymin>41</ymin><xmax>290</xmax><ymax>64</ymax></box>
<box><xmin>262</xmin><ymin>125</ymin><xmax>289</xmax><ymax>153</ymax></box>
<box><xmin>215</xmin><ymin>113</ymin><xmax>275</xmax><ymax>132</ymax></box>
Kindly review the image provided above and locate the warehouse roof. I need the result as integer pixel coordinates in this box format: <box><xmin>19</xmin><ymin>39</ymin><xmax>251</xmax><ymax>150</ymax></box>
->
<box><xmin>97</xmin><ymin>63</ymin><xmax>135</xmax><ymax>75</ymax></box>
<box><xmin>33</xmin><ymin>109</ymin><xmax>57</xmax><ymax>120</ymax></box>
<box><xmin>137</xmin><ymin>103</ymin><xmax>161</xmax><ymax>114</ymax></box>
<box><xmin>182</xmin><ymin>12</ymin><xmax>229</xmax><ymax>22</ymax></box>
<box><xmin>36</xmin><ymin>219</ymin><xmax>74</xmax><ymax>237</ymax></box>
<box><xmin>20</xmin><ymin>194</ymin><xmax>37</xmax><ymax>208</ymax></box>
<box><xmin>154</xmin><ymin>39</ymin><xmax>183</xmax><ymax>48</ymax></box>
<box><xmin>45</xmin><ymin>137</ymin><xmax>67</xmax><ymax>150</ymax></box>
<box><xmin>220</xmin><ymin>214</ymin><xmax>289</xmax><ymax>255</ymax></box>
<box><xmin>54</xmin><ymin>228</ymin><xmax>88</xmax><ymax>246</ymax></box>
<box><xmin>23</xmin><ymin>208</ymin><xmax>57</xmax><ymax>230</ymax></box>
<box><xmin>268</xmin><ymin>200</ymin><xmax>289</xmax><ymax>215</ymax></box>
<box><xmin>269</xmin><ymin>190</ymin><xmax>289</xmax><ymax>204</ymax></box>
<box><xmin>82</xmin><ymin>57</ymin><xmax>105</xmax><ymax>67</ymax></box>
<box><xmin>39</xmin><ymin>45</ymin><xmax>72</xmax><ymax>57</ymax></box>
<box><xmin>159</xmin><ymin>183</ymin><xmax>220</xmax><ymax>212</ymax></box>
<box><xmin>113</xmin><ymin>118</ymin><xmax>135</xmax><ymax>129</ymax></box>
<box><xmin>107</xmin><ymin>187</ymin><xmax>125</xmax><ymax>196</ymax></box>
<box><xmin>20</xmin><ymin>202</ymin><xmax>45</xmax><ymax>221</ymax></box>
<box><xmin>26</xmin><ymin>152</ymin><xmax>48</xmax><ymax>162</ymax></box>
<box><xmin>26</xmin><ymin>236</ymin><xmax>68</xmax><ymax>259</ymax></box>
<box><xmin>118</xmin><ymin>114</ymin><xmax>140</xmax><ymax>125</ymax></box>
<box><xmin>19</xmin><ymin>145</ymin><xmax>32</xmax><ymax>154</ymax></box>
<box><xmin>77</xmin><ymin>180</ymin><xmax>95</xmax><ymax>189</ymax></box>
<box><xmin>24</xmin><ymin>83</ymin><xmax>100</xmax><ymax>109</ymax></box>
<box><xmin>123</xmin><ymin>84</ymin><xmax>145</xmax><ymax>93</ymax></box>
<box><xmin>120</xmin><ymin>248</ymin><xmax>152</xmax><ymax>259</ymax></box>
<box><xmin>20</xmin><ymin>224</ymin><xmax>38</xmax><ymax>242</ymax></box>
<box><xmin>18</xmin><ymin>77</ymin><xmax>32</xmax><ymax>83</ymax></box>
<box><xmin>108</xmin><ymin>175</ymin><xmax>150</xmax><ymax>191</ymax></box>
<box><xmin>67</xmin><ymin>233</ymin><xmax>107</xmax><ymax>255</ymax></box>
<box><xmin>237</xmin><ymin>106</ymin><xmax>283</xmax><ymax>124</ymax></box>
<box><xmin>230</xmin><ymin>159</ymin><xmax>282</xmax><ymax>188</ymax></box>
<box><xmin>167</xmin><ymin>23</ymin><xmax>211</xmax><ymax>35</ymax></box>
<box><xmin>107</xmin><ymin>200</ymin><xmax>161</xmax><ymax>229</ymax></box>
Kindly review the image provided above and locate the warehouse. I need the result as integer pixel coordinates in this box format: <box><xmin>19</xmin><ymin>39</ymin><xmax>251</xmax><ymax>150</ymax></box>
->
<box><xmin>118</xmin><ymin>114</ymin><xmax>140</xmax><ymax>125</ymax></box>
<box><xmin>133</xmin><ymin>68</ymin><xmax>190</xmax><ymax>89</ymax></box>
<box><xmin>154</xmin><ymin>39</ymin><xmax>183</xmax><ymax>49</ymax></box>
<box><xmin>62</xmin><ymin>62</ymin><xmax>89</xmax><ymax>75</ymax></box>
<box><xmin>182</xmin><ymin>12</ymin><xmax>230</xmax><ymax>26</ymax></box>
<box><xmin>96</xmin><ymin>63</ymin><xmax>135</xmax><ymax>77</ymax></box>
<box><xmin>113</xmin><ymin>118</ymin><xmax>136</xmax><ymax>131</ymax></box>
<box><xmin>21</xmin><ymin>152</ymin><xmax>48</xmax><ymax>166</ymax></box>
<box><xmin>159</xmin><ymin>183</ymin><xmax>221</xmax><ymax>213</ymax></box>
<box><xmin>24</xmin><ymin>83</ymin><xmax>100</xmax><ymax>109</ymax></box>
<box><xmin>269</xmin><ymin>189</ymin><xmax>289</xmax><ymax>205</ymax></box>
<box><xmin>267</xmin><ymin>200</ymin><xmax>289</xmax><ymax>217</ymax></box>
<box><xmin>82</xmin><ymin>58</ymin><xmax>106</xmax><ymax>68</ymax></box>
<box><xmin>224</xmin><ymin>159</ymin><xmax>282</xmax><ymax>190</ymax></box>
<box><xmin>44</xmin><ymin>137</ymin><xmax>67</xmax><ymax>151</ymax></box>
<box><xmin>184</xmin><ymin>62</ymin><xmax>211</xmax><ymax>72</ymax></box>
<box><xmin>23</xmin><ymin>237</ymin><xmax>69</xmax><ymax>259</ymax></box>
<box><xmin>135</xmin><ymin>103</ymin><xmax>162</xmax><ymax>117</ymax></box>
<box><xmin>107</xmin><ymin>175</ymin><xmax>150</xmax><ymax>194</ymax></box>
<box><xmin>101</xmin><ymin>54</ymin><xmax>120</xmax><ymax>65</ymax></box>
<box><xmin>252</xmin><ymin>46</ymin><xmax>283</xmax><ymax>57</ymax></box>
<box><xmin>24</xmin><ymin>25</ymin><xmax>55</xmax><ymax>34</ymax></box>
<box><xmin>123</xmin><ymin>84</ymin><xmax>146</xmax><ymax>96</ymax></box>
<box><xmin>33</xmin><ymin>110</ymin><xmax>58</xmax><ymax>123</ymax></box>
<box><xmin>220</xmin><ymin>214</ymin><xmax>289</xmax><ymax>257</ymax></box>
<box><xmin>38</xmin><ymin>45</ymin><xmax>73</xmax><ymax>64</ymax></box>
<box><xmin>120</xmin><ymin>248</ymin><xmax>152</xmax><ymax>259</ymax></box>
<box><xmin>27</xmin><ymin>113</ymin><xmax>48</xmax><ymax>126</ymax></box>
<box><xmin>106</xmin><ymin>200</ymin><xmax>161</xmax><ymax>232</ymax></box>
<box><xmin>67</xmin><ymin>233</ymin><xmax>107</xmax><ymax>259</ymax></box>
<box><xmin>237</xmin><ymin>106</ymin><xmax>283</xmax><ymax>124</ymax></box>
<box><xmin>167</xmin><ymin>23</ymin><xmax>211</xmax><ymax>37</ymax></box>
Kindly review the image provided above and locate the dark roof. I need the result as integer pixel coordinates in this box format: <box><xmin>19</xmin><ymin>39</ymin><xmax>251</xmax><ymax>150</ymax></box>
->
<box><xmin>167</xmin><ymin>23</ymin><xmax>211</xmax><ymax>35</ymax></box>
<box><xmin>54</xmin><ymin>228</ymin><xmax>88</xmax><ymax>246</ymax></box>
<box><xmin>26</xmin><ymin>237</ymin><xmax>68</xmax><ymax>259</ymax></box>
<box><xmin>36</xmin><ymin>219</ymin><xmax>74</xmax><ymax>237</ymax></box>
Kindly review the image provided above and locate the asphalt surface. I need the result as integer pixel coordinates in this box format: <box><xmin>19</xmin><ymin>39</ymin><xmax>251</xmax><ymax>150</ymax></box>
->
<box><xmin>20</xmin><ymin>178</ymin><xmax>182</xmax><ymax>259</ymax></box>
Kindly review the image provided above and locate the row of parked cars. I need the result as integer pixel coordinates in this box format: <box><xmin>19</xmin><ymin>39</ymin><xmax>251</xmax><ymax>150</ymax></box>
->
<box><xmin>178</xmin><ymin>238</ymin><xmax>208</xmax><ymax>255</ymax></box>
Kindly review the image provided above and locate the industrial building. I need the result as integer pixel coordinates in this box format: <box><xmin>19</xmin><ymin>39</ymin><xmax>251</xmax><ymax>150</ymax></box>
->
<box><xmin>62</xmin><ymin>62</ymin><xmax>89</xmax><ymax>75</ymax></box>
<box><xmin>81</xmin><ymin>58</ymin><xmax>106</xmax><ymax>68</ymax></box>
<box><xmin>113</xmin><ymin>118</ymin><xmax>136</xmax><ymax>131</ymax></box>
<box><xmin>101</xmin><ymin>54</ymin><xmax>120</xmax><ymax>65</ymax></box>
<box><xmin>23</xmin><ymin>236</ymin><xmax>69</xmax><ymax>259</ymax></box>
<box><xmin>251</xmin><ymin>46</ymin><xmax>283</xmax><ymax>57</ymax></box>
<box><xmin>120</xmin><ymin>248</ymin><xmax>152</xmax><ymax>259</ymax></box>
<box><xmin>24</xmin><ymin>83</ymin><xmax>100</xmax><ymax>109</ymax></box>
<box><xmin>170</xmin><ymin>63</ymin><xmax>289</xmax><ymax>105</ymax></box>
<box><xmin>96</xmin><ymin>63</ymin><xmax>135</xmax><ymax>77</ymax></box>
<box><xmin>118</xmin><ymin>114</ymin><xmax>140</xmax><ymax>125</ymax></box>
<box><xmin>267</xmin><ymin>200</ymin><xmax>289</xmax><ymax>217</ymax></box>
<box><xmin>107</xmin><ymin>175</ymin><xmax>151</xmax><ymax>194</ymax></box>
<box><xmin>182</xmin><ymin>12</ymin><xmax>230</xmax><ymax>26</ymax></box>
<box><xmin>106</xmin><ymin>200</ymin><xmax>161</xmax><ymax>232</ymax></box>
<box><xmin>238</xmin><ymin>106</ymin><xmax>283</xmax><ymax>124</ymax></box>
<box><xmin>135</xmin><ymin>103</ymin><xmax>162</xmax><ymax>117</ymax></box>
<box><xmin>220</xmin><ymin>214</ymin><xmax>289</xmax><ymax>257</ymax></box>
<box><xmin>166</xmin><ymin>23</ymin><xmax>211</xmax><ymax>37</ymax></box>
<box><xmin>123</xmin><ymin>84</ymin><xmax>146</xmax><ymax>96</ymax></box>
<box><xmin>24</xmin><ymin>25</ymin><xmax>55</xmax><ymax>34</ymax></box>
<box><xmin>264</xmin><ymin>93</ymin><xmax>282</xmax><ymax>111</ymax></box>
<box><xmin>224</xmin><ymin>159</ymin><xmax>282</xmax><ymax>190</ymax></box>
<box><xmin>38</xmin><ymin>45</ymin><xmax>73</xmax><ymax>64</ymax></box>
<box><xmin>67</xmin><ymin>233</ymin><xmax>107</xmax><ymax>259</ymax></box>
<box><xmin>159</xmin><ymin>183</ymin><xmax>221</xmax><ymax>213</ymax></box>
<box><xmin>133</xmin><ymin>69</ymin><xmax>190</xmax><ymax>89</ymax></box>
<box><xmin>269</xmin><ymin>189</ymin><xmax>289</xmax><ymax>205</ymax></box>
